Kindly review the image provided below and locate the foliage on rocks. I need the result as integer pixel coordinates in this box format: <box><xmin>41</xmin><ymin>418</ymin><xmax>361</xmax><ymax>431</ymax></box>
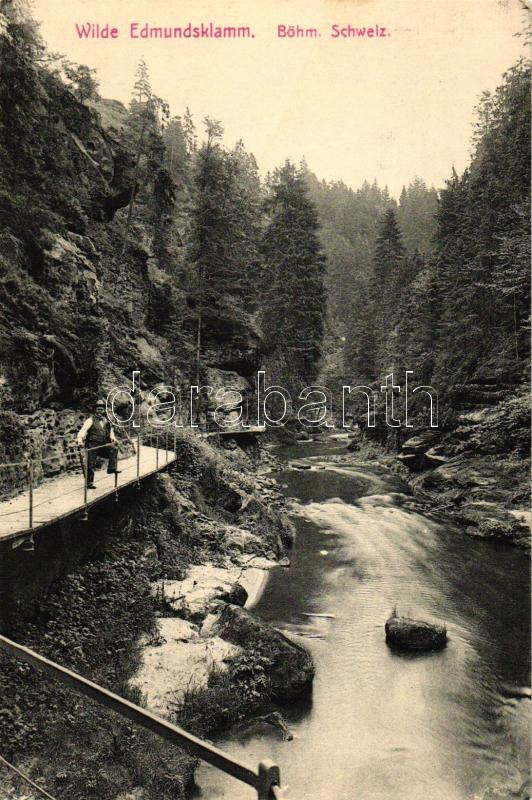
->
<box><xmin>0</xmin><ymin>431</ymin><xmax>302</xmax><ymax>798</ymax></box>
<box><xmin>0</xmin><ymin>474</ymin><xmax>201</xmax><ymax>798</ymax></box>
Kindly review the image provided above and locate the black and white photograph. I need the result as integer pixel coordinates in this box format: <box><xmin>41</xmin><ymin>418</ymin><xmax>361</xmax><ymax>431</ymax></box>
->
<box><xmin>0</xmin><ymin>1</ymin><xmax>530</xmax><ymax>798</ymax></box>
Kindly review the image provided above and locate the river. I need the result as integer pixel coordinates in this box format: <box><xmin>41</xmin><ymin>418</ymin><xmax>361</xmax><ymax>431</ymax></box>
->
<box><xmin>195</xmin><ymin>439</ymin><xmax>530</xmax><ymax>800</ymax></box>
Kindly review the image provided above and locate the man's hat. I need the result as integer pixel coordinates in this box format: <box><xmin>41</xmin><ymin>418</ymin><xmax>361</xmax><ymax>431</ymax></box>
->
<box><xmin>95</xmin><ymin>399</ymin><xmax>106</xmax><ymax>409</ymax></box>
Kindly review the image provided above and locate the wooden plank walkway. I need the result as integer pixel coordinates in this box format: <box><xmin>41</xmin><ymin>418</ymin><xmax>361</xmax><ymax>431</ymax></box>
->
<box><xmin>199</xmin><ymin>426</ymin><xmax>266</xmax><ymax>439</ymax></box>
<box><xmin>0</xmin><ymin>445</ymin><xmax>176</xmax><ymax>544</ymax></box>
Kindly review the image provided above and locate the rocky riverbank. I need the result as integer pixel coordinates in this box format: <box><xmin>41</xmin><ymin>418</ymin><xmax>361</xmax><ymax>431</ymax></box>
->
<box><xmin>347</xmin><ymin>388</ymin><xmax>530</xmax><ymax>548</ymax></box>
<box><xmin>0</xmin><ymin>429</ymin><xmax>314</xmax><ymax>800</ymax></box>
<box><xmin>130</xmin><ymin>433</ymin><xmax>314</xmax><ymax>732</ymax></box>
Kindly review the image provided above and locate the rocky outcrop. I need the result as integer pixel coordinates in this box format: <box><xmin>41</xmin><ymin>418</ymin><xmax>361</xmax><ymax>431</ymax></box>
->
<box><xmin>152</xmin><ymin>566</ymin><xmax>249</xmax><ymax>623</ymax></box>
<box><xmin>237</xmin><ymin>710</ymin><xmax>293</xmax><ymax>741</ymax></box>
<box><xmin>127</xmin><ymin>434</ymin><xmax>311</xmax><ymax>731</ymax></box>
<box><xmin>212</xmin><ymin>604</ymin><xmax>315</xmax><ymax>702</ymax></box>
<box><xmin>0</xmin><ymin>34</ymin><xmax>264</xmax><ymax>501</ymax></box>
<box><xmin>449</xmin><ymin>380</ymin><xmax>516</xmax><ymax>409</ymax></box>
<box><xmin>397</xmin><ymin>391</ymin><xmax>530</xmax><ymax>547</ymax></box>
<box><xmin>291</xmin><ymin>460</ymin><xmax>312</xmax><ymax>470</ymax></box>
<box><xmin>133</xmin><ymin>617</ymin><xmax>242</xmax><ymax>717</ymax></box>
<box><xmin>397</xmin><ymin>431</ymin><xmax>443</xmax><ymax>472</ymax></box>
<box><xmin>201</xmin><ymin>301</ymin><xmax>264</xmax><ymax>378</ymax></box>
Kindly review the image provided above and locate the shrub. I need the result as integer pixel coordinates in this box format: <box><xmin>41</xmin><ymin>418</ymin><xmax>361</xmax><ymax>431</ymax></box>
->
<box><xmin>173</xmin><ymin>647</ymin><xmax>274</xmax><ymax>737</ymax></box>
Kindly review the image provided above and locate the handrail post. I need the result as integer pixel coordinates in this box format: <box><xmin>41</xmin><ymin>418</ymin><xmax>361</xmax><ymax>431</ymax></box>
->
<box><xmin>257</xmin><ymin>760</ymin><xmax>281</xmax><ymax>800</ymax></box>
<box><xmin>0</xmin><ymin>633</ymin><xmax>263</xmax><ymax>793</ymax></box>
<box><xmin>165</xmin><ymin>431</ymin><xmax>169</xmax><ymax>464</ymax></box>
<box><xmin>136</xmin><ymin>433</ymin><xmax>141</xmax><ymax>484</ymax></box>
<box><xmin>156</xmin><ymin>435</ymin><xmax>159</xmax><ymax>469</ymax></box>
<box><xmin>83</xmin><ymin>449</ymin><xmax>89</xmax><ymax>520</ymax></box>
<box><xmin>114</xmin><ymin>443</ymin><xmax>119</xmax><ymax>500</ymax></box>
<box><xmin>28</xmin><ymin>459</ymin><xmax>34</xmax><ymax>530</ymax></box>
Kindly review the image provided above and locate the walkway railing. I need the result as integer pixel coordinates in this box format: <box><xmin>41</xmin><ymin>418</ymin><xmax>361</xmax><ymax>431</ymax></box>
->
<box><xmin>0</xmin><ymin>421</ymin><xmax>267</xmax><ymax>535</ymax></box>
<box><xmin>0</xmin><ymin>426</ymin><xmax>284</xmax><ymax>796</ymax></box>
<box><xmin>0</xmin><ymin>634</ymin><xmax>284</xmax><ymax>799</ymax></box>
<box><xmin>0</xmin><ymin>430</ymin><xmax>177</xmax><ymax>535</ymax></box>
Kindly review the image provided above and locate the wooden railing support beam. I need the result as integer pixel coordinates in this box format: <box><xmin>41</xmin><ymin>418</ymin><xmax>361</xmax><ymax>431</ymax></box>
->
<box><xmin>0</xmin><ymin>635</ymin><xmax>274</xmax><ymax>794</ymax></box>
<box><xmin>257</xmin><ymin>760</ymin><xmax>281</xmax><ymax>799</ymax></box>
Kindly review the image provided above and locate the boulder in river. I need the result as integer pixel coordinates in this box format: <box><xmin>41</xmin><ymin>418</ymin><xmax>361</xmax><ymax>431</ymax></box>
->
<box><xmin>385</xmin><ymin>612</ymin><xmax>447</xmax><ymax>652</ymax></box>
<box><xmin>397</xmin><ymin>431</ymin><xmax>443</xmax><ymax>472</ymax></box>
<box><xmin>291</xmin><ymin>460</ymin><xmax>312</xmax><ymax>470</ymax></box>
<box><xmin>212</xmin><ymin>604</ymin><xmax>315</xmax><ymax>701</ymax></box>
<box><xmin>238</xmin><ymin>710</ymin><xmax>293</xmax><ymax>741</ymax></box>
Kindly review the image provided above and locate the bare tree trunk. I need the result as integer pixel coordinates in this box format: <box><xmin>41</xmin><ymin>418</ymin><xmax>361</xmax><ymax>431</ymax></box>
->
<box><xmin>196</xmin><ymin>311</ymin><xmax>202</xmax><ymax>388</ymax></box>
<box><xmin>513</xmin><ymin>293</ymin><xmax>519</xmax><ymax>365</ymax></box>
<box><xmin>194</xmin><ymin>310</ymin><xmax>202</xmax><ymax>427</ymax></box>
<box><xmin>121</xmin><ymin>117</ymin><xmax>147</xmax><ymax>257</ymax></box>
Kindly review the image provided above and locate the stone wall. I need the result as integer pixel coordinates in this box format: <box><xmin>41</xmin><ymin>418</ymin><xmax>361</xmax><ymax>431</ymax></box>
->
<box><xmin>0</xmin><ymin>408</ymin><xmax>135</xmax><ymax>500</ymax></box>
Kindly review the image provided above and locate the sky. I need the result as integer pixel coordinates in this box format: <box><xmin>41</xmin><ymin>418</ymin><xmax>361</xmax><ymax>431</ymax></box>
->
<box><xmin>31</xmin><ymin>0</ymin><xmax>527</xmax><ymax>197</ymax></box>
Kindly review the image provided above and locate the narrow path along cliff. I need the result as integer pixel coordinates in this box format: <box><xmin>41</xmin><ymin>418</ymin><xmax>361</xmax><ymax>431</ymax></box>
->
<box><xmin>0</xmin><ymin>428</ymin><xmax>315</xmax><ymax>800</ymax></box>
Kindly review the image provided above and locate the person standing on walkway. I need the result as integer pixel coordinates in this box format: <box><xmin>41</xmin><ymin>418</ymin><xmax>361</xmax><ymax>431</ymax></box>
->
<box><xmin>77</xmin><ymin>400</ymin><xmax>120</xmax><ymax>489</ymax></box>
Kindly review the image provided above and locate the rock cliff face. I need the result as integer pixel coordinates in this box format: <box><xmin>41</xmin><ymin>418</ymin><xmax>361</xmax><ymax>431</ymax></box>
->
<box><xmin>0</xmin><ymin>29</ymin><xmax>262</xmax><ymax>493</ymax></box>
<box><xmin>396</xmin><ymin>390</ymin><xmax>530</xmax><ymax>547</ymax></box>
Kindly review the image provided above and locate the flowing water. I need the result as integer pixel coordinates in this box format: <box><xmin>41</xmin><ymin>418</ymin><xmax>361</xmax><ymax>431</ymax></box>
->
<box><xmin>196</xmin><ymin>440</ymin><xmax>530</xmax><ymax>800</ymax></box>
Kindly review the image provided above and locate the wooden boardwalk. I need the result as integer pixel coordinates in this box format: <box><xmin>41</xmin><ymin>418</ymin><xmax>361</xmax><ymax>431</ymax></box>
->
<box><xmin>0</xmin><ymin>445</ymin><xmax>176</xmax><ymax>544</ymax></box>
<box><xmin>199</xmin><ymin>426</ymin><xmax>266</xmax><ymax>439</ymax></box>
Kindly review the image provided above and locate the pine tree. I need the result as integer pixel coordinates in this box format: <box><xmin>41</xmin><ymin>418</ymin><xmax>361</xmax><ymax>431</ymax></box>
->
<box><xmin>188</xmin><ymin>121</ymin><xmax>264</xmax><ymax>385</ymax></box>
<box><xmin>261</xmin><ymin>161</ymin><xmax>327</xmax><ymax>389</ymax></box>
<box><xmin>120</xmin><ymin>59</ymin><xmax>172</xmax><ymax>256</ymax></box>
<box><xmin>343</xmin><ymin>277</ymin><xmax>376</xmax><ymax>384</ymax></box>
<box><xmin>370</xmin><ymin>207</ymin><xmax>406</xmax><ymax>374</ymax></box>
<box><xmin>373</xmin><ymin>207</ymin><xmax>405</xmax><ymax>288</ymax></box>
<box><xmin>63</xmin><ymin>62</ymin><xmax>99</xmax><ymax>104</ymax></box>
<box><xmin>162</xmin><ymin>116</ymin><xmax>188</xmax><ymax>185</ymax></box>
<box><xmin>397</xmin><ymin>177</ymin><xmax>438</xmax><ymax>255</ymax></box>
<box><xmin>303</xmin><ymin>171</ymin><xmax>398</xmax><ymax>349</ymax></box>
<box><xmin>224</xmin><ymin>139</ymin><xmax>263</xmax><ymax>307</ymax></box>
<box><xmin>182</xmin><ymin>107</ymin><xmax>197</xmax><ymax>155</ymax></box>
<box><xmin>132</xmin><ymin>57</ymin><xmax>150</xmax><ymax>103</ymax></box>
